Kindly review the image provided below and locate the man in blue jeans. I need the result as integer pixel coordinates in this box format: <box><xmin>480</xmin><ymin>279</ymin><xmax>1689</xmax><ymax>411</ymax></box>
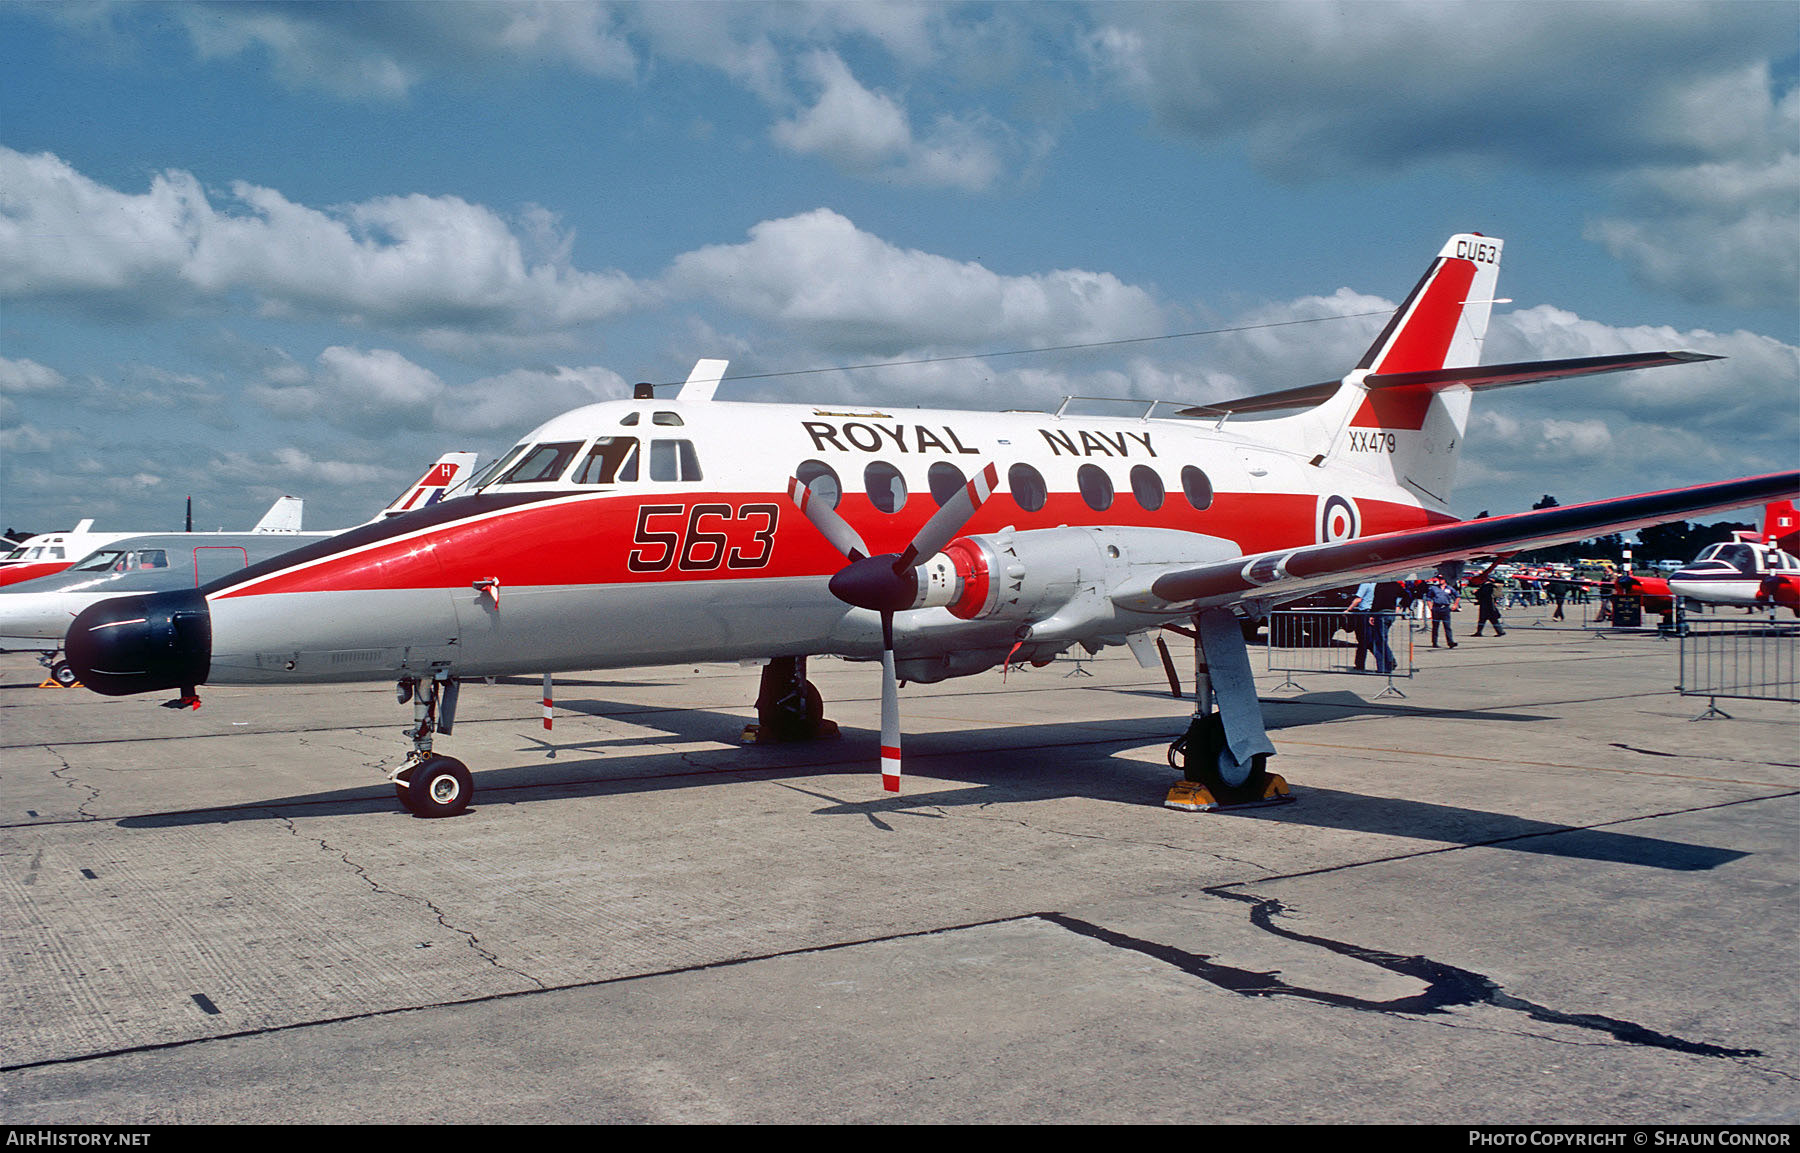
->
<box><xmin>1352</xmin><ymin>580</ymin><xmax>1399</xmax><ymax>673</ymax></box>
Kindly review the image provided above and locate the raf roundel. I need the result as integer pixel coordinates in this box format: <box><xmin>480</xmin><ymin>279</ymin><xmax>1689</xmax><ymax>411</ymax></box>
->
<box><xmin>1317</xmin><ymin>494</ymin><xmax>1360</xmax><ymax>544</ymax></box>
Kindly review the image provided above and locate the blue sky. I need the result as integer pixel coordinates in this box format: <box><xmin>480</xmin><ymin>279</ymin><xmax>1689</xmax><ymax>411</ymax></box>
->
<box><xmin>3</xmin><ymin>1</ymin><xmax>1795</xmax><ymax>535</ymax></box>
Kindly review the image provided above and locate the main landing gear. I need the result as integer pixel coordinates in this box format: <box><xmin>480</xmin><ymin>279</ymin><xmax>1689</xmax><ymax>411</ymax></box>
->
<box><xmin>742</xmin><ymin>656</ymin><xmax>838</xmax><ymax>744</ymax></box>
<box><xmin>1165</xmin><ymin>608</ymin><xmax>1293</xmax><ymax>812</ymax></box>
<box><xmin>389</xmin><ymin>671</ymin><xmax>472</xmax><ymax>818</ymax></box>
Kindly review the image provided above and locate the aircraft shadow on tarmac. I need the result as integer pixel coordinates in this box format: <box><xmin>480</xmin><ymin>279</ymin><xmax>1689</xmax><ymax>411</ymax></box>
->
<box><xmin>114</xmin><ymin>691</ymin><xmax>1747</xmax><ymax>873</ymax></box>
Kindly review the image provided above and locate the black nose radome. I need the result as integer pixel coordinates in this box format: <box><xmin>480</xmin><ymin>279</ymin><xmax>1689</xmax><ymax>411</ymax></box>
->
<box><xmin>66</xmin><ymin>589</ymin><xmax>212</xmax><ymax>696</ymax></box>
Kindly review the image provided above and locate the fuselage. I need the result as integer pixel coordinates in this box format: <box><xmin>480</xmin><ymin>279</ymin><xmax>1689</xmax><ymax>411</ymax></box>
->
<box><xmin>105</xmin><ymin>392</ymin><xmax>1450</xmax><ymax>691</ymax></box>
<box><xmin>1668</xmin><ymin>540</ymin><xmax>1800</xmax><ymax>613</ymax></box>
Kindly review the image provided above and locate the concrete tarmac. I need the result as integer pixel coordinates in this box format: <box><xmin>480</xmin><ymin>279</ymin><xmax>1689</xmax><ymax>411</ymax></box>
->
<box><xmin>1</xmin><ymin>614</ymin><xmax>1795</xmax><ymax>1124</ymax></box>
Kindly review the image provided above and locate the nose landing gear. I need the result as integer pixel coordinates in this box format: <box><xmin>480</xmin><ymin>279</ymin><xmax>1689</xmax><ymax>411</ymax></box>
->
<box><xmin>388</xmin><ymin>671</ymin><xmax>471</xmax><ymax>818</ymax></box>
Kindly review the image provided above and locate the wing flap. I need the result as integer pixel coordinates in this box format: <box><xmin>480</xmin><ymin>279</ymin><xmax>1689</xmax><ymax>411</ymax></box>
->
<box><xmin>1147</xmin><ymin>471</ymin><xmax>1798</xmax><ymax>610</ymax></box>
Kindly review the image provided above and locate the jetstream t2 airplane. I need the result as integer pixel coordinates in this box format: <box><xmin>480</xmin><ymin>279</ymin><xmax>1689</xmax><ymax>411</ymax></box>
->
<box><xmin>66</xmin><ymin>234</ymin><xmax>1797</xmax><ymax>818</ymax></box>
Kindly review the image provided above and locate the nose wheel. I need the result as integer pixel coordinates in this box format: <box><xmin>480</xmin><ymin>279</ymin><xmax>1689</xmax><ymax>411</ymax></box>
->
<box><xmin>395</xmin><ymin>754</ymin><xmax>473</xmax><ymax>818</ymax></box>
<box><xmin>390</xmin><ymin>672</ymin><xmax>471</xmax><ymax>817</ymax></box>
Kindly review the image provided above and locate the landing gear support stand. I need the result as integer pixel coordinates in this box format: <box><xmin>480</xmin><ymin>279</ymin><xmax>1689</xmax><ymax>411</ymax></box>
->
<box><xmin>1166</xmin><ymin>609</ymin><xmax>1292</xmax><ymax>812</ymax></box>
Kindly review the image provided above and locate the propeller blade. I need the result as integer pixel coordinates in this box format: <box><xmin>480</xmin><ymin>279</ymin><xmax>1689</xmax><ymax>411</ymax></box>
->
<box><xmin>879</xmin><ymin>611</ymin><xmax>901</xmax><ymax>792</ymax></box>
<box><xmin>788</xmin><ymin>476</ymin><xmax>870</xmax><ymax>561</ymax></box>
<box><xmin>895</xmin><ymin>463</ymin><xmax>999</xmax><ymax>571</ymax></box>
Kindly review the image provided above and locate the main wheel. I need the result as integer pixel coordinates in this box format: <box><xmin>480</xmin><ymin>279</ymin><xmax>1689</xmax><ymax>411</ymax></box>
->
<box><xmin>51</xmin><ymin>660</ymin><xmax>78</xmax><ymax>687</ymax></box>
<box><xmin>398</xmin><ymin>755</ymin><xmax>473</xmax><ymax>818</ymax></box>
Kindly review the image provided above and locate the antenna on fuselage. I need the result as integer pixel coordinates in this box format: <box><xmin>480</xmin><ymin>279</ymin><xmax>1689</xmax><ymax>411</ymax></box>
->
<box><xmin>633</xmin><ymin>383</ymin><xmax>657</xmax><ymax>399</ymax></box>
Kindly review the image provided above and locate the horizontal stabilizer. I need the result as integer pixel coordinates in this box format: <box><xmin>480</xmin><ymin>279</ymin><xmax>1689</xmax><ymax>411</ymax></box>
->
<box><xmin>1178</xmin><ymin>351</ymin><xmax>1721</xmax><ymax>418</ymax></box>
<box><xmin>1149</xmin><ymin>471</ymin><xmax>1798</xmax><ymax>610</ymax></box>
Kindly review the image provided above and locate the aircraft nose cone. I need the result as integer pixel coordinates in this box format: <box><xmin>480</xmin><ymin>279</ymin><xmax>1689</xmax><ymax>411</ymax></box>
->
<box><xmin>65</xmin><ymin>589</ymin><xmax>211</xmax><ymax>696</ymax></box>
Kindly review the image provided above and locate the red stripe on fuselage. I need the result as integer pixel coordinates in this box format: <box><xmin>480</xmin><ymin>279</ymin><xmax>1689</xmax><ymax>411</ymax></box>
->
<box><xmin>0</xmin><ymin>561</ymin><xmax>74</xmax><ymax>588</ymax></box>
<box><xmin>213</xmin><ymin>487</ymin><xmax>1447</xmax><ymax>599</ymax></box>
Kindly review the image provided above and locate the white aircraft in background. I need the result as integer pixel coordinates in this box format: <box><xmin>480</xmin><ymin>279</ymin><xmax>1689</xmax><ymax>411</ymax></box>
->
<box><xmin>64</xmin><ymin>234</ymin><xmax>1796</xmax><ymax>819</ymax></box>
<box><xmin>4</xmin><ymin>453</ymin><xmax>477</xmax><ymax>684</ymax></box>
<box><xmin>0</xmin><ymin>498</ymin><xmax>302</xmax><ymax>589</ymax></box>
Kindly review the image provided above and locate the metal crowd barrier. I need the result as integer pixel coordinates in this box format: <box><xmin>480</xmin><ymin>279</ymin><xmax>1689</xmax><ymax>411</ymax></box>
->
<box><xmin>1676</xmin><ymin>610</ymin><xmax>1800</xmax><ymax>720</ymax></box>
<box><xmin>1262</xmin><ymin>608</ymin><xmax>1414</xmax><ymax>699</ymax></box>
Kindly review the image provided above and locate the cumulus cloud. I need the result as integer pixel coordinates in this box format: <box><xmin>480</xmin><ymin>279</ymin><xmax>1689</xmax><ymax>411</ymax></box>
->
<box><xmin>771</xmin><ymin>50</ymin><xmax>1008</xmax><ymax>190</ymax></box>
<box><xmin>0</xmin><ymin>358</ymin><xmax>67</xmax><ymax>394</ymax></box>
<box><xmin>0</xmin><ymin>148</ymin><xmax>649</xmax><ymax>336</ymax></box>
<box><xmin>664</xmin><ymin>208</ymin><xmax>1164</xmax><ymax>354</ymax></box>
<box><xmin>1088</xmin><ymin>3</ymin><xmax>1798</xmax><ymax>312</ymax></box>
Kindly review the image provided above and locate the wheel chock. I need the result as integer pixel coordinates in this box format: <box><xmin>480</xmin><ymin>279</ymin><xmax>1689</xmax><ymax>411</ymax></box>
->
<box><xmin>740</xmin><ymin>718</ymin><xmax>840</xmax><ymax>745</ymax></box>
<box><xmin>1164</xmin><ymin>773</ymin><xmax>1294</xmax><ymax>812</ymax></box>
<box><xmin>38</xmin><ymin>675</ymin><xmax>81</xmax><ymax>689</ymax></box>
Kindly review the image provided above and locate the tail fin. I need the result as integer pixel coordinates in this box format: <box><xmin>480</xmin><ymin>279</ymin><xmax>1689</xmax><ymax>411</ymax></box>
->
<box><xmin>377</xmin><ymin>451</ymin><xmax>480</xmax><ymax>519</ymax></box>
<box><xmin>252</xmin><ymin>496</ymin><xmax>305</xmax><ymax>533</ymax></box>
<box><xmin>1299</xmin><ymin>234</ymin><xmax>1505</xmax><ymax>508</ymax></box>
<box><xmin>1765</xmin><ymin>500</ymin><xmax>1798</xmax><ymax>552</ymax></box>
<box><xmin>1356</xmin><ymin>234</ymin><xmax>1504</xmax><ymax>374</ymax></box>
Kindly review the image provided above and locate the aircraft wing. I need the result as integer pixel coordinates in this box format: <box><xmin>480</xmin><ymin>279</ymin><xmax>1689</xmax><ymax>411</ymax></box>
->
<box><xmin>1178</xmin><ymin>351</ymin><xmax>1720</xmax><ymax>417</ymax></box>
<box><xmin>1147</xmin><ymin>471</ymin><xmax>1798</xmax><ymax>610</ymax></box>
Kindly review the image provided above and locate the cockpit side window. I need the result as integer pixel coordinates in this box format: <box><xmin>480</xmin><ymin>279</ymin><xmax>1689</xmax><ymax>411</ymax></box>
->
<box><xmin>496</xmin><ymin>441</ymin><xmax>583</xmax><ymax>485</ymax></box>
<box><xmin>649</xmin><ymin>439</ymin><xmax>703</xmax><ymax>482</ymax></box>
<box><xmin>1717</xmin><ymin>544</ymin><xmax>1754</xmax><ymax>572</ymax></box>
<box><xmin>468</xmin><ymin>444</ymin><xmax>528</xmax><ymax>491</ymax></box>
<box><xmin>574</xmin><ymin>437</ymin><xmax>639</xmax><ymax>484</ymax></box>
<box><xmin>652</xmin><ymin>411</ymin><xmax>684</xmax><ymax>427</ymax></box>
<box><xmin>74</xmin><ymin>550</ymin><xmax>126</xmax><ymax>572</ymax></box>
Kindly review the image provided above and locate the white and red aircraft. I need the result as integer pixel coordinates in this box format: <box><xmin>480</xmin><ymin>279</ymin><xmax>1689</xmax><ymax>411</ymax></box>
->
<box><xmin>1661</xmin><ymin>500</ymin><xmax>1800</xmax><ymax>615</ymax></box>
<box><xmin>64</xmin><ymin>234</ymin><xmax>1797</xmax><ymax>818</ymax></box>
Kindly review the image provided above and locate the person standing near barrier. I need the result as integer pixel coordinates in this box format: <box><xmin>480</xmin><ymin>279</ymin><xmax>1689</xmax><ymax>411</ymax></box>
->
<box><xmin>1471</xmin><ymin>577</ymin><xmax>1506</xmax><ymax>636</ymax></box>
<box><xmin>1426</xmin><ymin>578</ymin><xmax>1459</xmax><ymax>647</ymax></box>
<box><xmin>1362</xmin><ymin>580</ymin><xmax>1401</xmax><ymax>673</ymax></box>
<box><xmin>1550</xmin><ymin>579</ymin><xmax>1568</xmax><ymax>621</ymax></box>
<box><xmin>1349</xmin><ymin>580</ymin><xmax>1376</xmax><ymax>670</ymax></box>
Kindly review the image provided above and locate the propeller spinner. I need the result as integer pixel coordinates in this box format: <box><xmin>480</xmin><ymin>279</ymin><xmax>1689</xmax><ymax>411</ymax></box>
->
<box><xmin>788</xmin><ymin>464</ymin><xmax>998</xmax><ymax>792</ymax></box>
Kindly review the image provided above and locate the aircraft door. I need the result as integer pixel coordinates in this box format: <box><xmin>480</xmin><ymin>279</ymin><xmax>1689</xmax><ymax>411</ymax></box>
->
<box><xmin>193</xmin><ymin>545</ymin><xmax>250</xmax><ymax>586</ymax></box>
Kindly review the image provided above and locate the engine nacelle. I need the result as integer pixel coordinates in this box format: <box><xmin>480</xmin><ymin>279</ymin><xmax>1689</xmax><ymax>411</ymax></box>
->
<box><xmin>914</xmin><ymin>525</ymin><xmax>1241</xmax><ymax>628</ymax></box>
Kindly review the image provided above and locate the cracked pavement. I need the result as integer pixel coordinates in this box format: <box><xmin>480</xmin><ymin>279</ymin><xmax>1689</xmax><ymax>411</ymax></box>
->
<box><xmin>0</xmin><ymin>623</ymin><xmax>1794</xmax><ymax>1123</ymax></box>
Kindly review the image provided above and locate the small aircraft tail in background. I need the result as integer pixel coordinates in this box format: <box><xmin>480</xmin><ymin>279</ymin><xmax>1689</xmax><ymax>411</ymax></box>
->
<box><xmin>1763</xmin><ymin>499</ymin><xmax>1797</xmax><ymax>552</ymax></box>
<box><xmin>250</xmin><ymin>495</ymin><xmax>305</xmax><ymax>533</ymax></box>
<box><xmin>371</xmin><ymin>452</ymin><xmax>480</xmax><ymax>522</ymax></box>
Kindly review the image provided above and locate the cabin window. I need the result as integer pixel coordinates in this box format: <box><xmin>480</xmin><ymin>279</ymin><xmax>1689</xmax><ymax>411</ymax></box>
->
<box><xmin>1009</xmin><ymin>463</ymin><xmax>1046</xmax><ymax>512</ymax></box>
<box><xmin>1181</xmin><ymin>466</ymin><xmax>1214</xmax><ymax>511</ymax></box>
<box><xmin>796</xmin><ymin>460</ymin><xmax>843</xmax><ymax>509</ymax></box>
<box><xmin>1077</xmin><ymin>464</ymin><xmax>1113</xmax><ymax>511</ymax></box>
<box><xmin>574</xmin><ymin>437</ymin><xmax>639</xmax><ymax>484</ymax></box>
<box><xmin>652</xmin><ymin>411</ymin><xmax>684</xmax><ymax>427</ymax></box>
<box><xmin>497</xmin><ymin>441</ymin><xmax>583</xmax><ymax>485</ymax></box>
<box><xmin>1130</xmin><ymin>465</ymin><xmax>1165</xmax><ymax>511</ymax></box>
<box><xmin>468</xmin><ymin>444</ymin><xmax>528</xmax><ymax>491</ymax></box>
<box><xmin>865</xmin><ymin>461</ymin><xmax>907</xmax><ymax>514</ymax></box>
<box><xmin>649</xmin><ymin>439</ymin><xmax>703</xmax><ymax>482</ymax></box>
<box><xmin>928</xmin><ymin>462</ymin><xmax>966</xmax><ymax>506</ymax></box>
<box><xmin>134</xmin><ymin>550</ymin><xmax>169</xmax><ymax>570</ymax></box>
